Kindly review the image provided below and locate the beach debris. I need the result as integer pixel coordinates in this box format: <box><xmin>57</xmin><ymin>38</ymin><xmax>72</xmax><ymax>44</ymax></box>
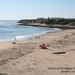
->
<box><xmin>47</xmin><ymin>45</ymin><xmax>49</xmax><ymax>47</ymax></box>
<box><xmin>53</xmin><ymin>52</ymin><xmax>66</xmax><ymax>54</ymax></box>
<box><xmin>12</xmin><ymin>42</ymin><xmax>16</xmax><ymax>44</ymax></box>
<box><xmin>39</xmin><ymin>44</ymin><xmax>47</xmax><ymax>49</ymax></box>
<box><xmin>59</xmin><ymin>40</ymin><xmax>62</xmax><ymax>43</ymax></box>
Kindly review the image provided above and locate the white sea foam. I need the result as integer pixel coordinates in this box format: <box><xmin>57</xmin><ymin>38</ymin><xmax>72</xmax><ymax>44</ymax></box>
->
<box><xmin>14</xmin><ymin>29</ymin><xmax>60</xmax><ymax>40</ymax></box>
<box><xmin>0</xmin><ymin>20</ymin><xmax>61</xmax><ymax>42</ymax></box>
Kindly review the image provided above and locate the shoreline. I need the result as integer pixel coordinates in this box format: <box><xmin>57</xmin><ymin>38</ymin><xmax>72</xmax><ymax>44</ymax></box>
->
<box><xmin>0</xmin><ymin>26</ymin><xmax>61</xmax><ymax>43</ymax></box>
<box><xmin>18</xmin><ymin>23</ymin><xmax>75</xmax><ymax>29</ymax></box>
<box><xmin>0</xmin><ymin>29</ymin><xmax>75</xmax><ymax>74</ymax></box>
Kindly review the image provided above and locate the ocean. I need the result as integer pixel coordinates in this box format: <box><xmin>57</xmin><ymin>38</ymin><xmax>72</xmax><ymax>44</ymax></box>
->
<box><xmin>0</xmin><ymin>20</ymin><xmax>60</xmax><ymax>42</ymax></box>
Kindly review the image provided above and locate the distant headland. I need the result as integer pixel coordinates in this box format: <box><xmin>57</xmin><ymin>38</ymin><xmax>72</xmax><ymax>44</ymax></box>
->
<box><xmin>17</xmin><ymin>17</ymin><xmax>75</xmax><ymax>29</ymax></box>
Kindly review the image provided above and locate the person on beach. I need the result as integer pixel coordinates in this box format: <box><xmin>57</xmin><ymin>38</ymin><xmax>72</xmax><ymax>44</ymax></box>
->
<box><xmin>36</xmin><ymin>36</ymin><xmax>37</xmax><ymax>39</ymax></box>
<box><xmin>15</xmin><ymin>37</ymin><xmax>16</xmax><ymax>41</ymax></box>
<box><xmin>12</xmin><ymin>37</ymin><xmax>16</xmax><ymax>44</ymax></box>
<box><xmin>36</xmin><ymin>36</ymin><xmax>40</xmax><ymax>39</ymax></box>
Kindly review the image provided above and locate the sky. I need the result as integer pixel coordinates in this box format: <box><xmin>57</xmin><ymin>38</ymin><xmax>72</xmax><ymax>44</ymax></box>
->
<box><xmin>0</xmin><ymin>0</ymin><xmax>75</xmax><ymax>20</ymax></box>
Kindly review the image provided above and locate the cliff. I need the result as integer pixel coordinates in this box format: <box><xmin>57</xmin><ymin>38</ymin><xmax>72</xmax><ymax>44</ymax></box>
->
<box><xmin>17</xmin><ymin>19</ymin><xmax>75</xmax><ymax>29</ymax></box>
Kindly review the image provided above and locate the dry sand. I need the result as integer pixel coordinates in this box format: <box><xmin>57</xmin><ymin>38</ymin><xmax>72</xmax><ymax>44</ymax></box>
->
<box><xmin>0</xmin><ymin>29</ymin><xmax>75</xmax><ymax>75</ymax></box>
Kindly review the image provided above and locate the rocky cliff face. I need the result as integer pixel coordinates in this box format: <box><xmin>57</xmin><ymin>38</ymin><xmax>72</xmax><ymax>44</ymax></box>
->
<box><xmin>69</xmin><ymin>22</ymin><xmax>75</xmax><ymax>26</ymax></box>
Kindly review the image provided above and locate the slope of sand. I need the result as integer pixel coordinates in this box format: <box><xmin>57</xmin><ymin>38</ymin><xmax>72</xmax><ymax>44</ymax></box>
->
<box><xmin>0</xmin><ymin>29</ymin><xmax>75</xmax><ymax>75</ymax></box>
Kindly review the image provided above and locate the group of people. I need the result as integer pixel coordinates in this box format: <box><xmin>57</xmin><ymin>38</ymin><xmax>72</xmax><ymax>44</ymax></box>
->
<box><xmin>36</xmin><ymin>36</ymin><xmax>40</xmax><ymax>39</ymax></box>
<box><xmin>14</xmin><ymin>36</ymin><xmax>40</xmax><ymax>41</ymax></box>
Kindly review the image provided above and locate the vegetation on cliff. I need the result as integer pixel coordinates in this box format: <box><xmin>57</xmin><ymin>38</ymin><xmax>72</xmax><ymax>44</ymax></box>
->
<box><xmin>18</xmin><ymin>17</ymin><xmax>75</xmax><ymax>25</ymax></box>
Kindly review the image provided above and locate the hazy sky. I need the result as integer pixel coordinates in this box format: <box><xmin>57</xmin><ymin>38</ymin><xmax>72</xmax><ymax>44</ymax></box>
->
<box><xmin>0</xmin><ymin>0</ymin><xmax>75</xmax><ymax>20</ymax></box>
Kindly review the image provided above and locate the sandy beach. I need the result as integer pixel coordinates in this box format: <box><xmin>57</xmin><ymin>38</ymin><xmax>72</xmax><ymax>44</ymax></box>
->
<box><xmin>0</xmin><ymin>29</ymin><xmax>75</xmax><ymax>75</ymax></box>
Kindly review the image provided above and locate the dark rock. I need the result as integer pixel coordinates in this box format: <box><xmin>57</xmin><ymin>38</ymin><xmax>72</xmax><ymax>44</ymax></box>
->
<box><xmin>12</xmin><ymin>42</ymin><xmax>16</xmax><ymax>44</ymax></box>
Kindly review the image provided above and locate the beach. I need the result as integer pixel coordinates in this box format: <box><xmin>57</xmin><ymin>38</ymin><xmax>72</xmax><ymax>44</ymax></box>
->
<box><xmin>0</xmin><ymin>29</ymin><xmax>75</xmax><ymax>75</ymax></box>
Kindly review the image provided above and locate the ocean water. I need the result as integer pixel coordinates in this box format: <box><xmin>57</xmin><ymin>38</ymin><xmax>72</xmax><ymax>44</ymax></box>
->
<box><xmin>0</xmin><ymin>20</ymin><xmax>60</xmax><ymax>42</ymax></box>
